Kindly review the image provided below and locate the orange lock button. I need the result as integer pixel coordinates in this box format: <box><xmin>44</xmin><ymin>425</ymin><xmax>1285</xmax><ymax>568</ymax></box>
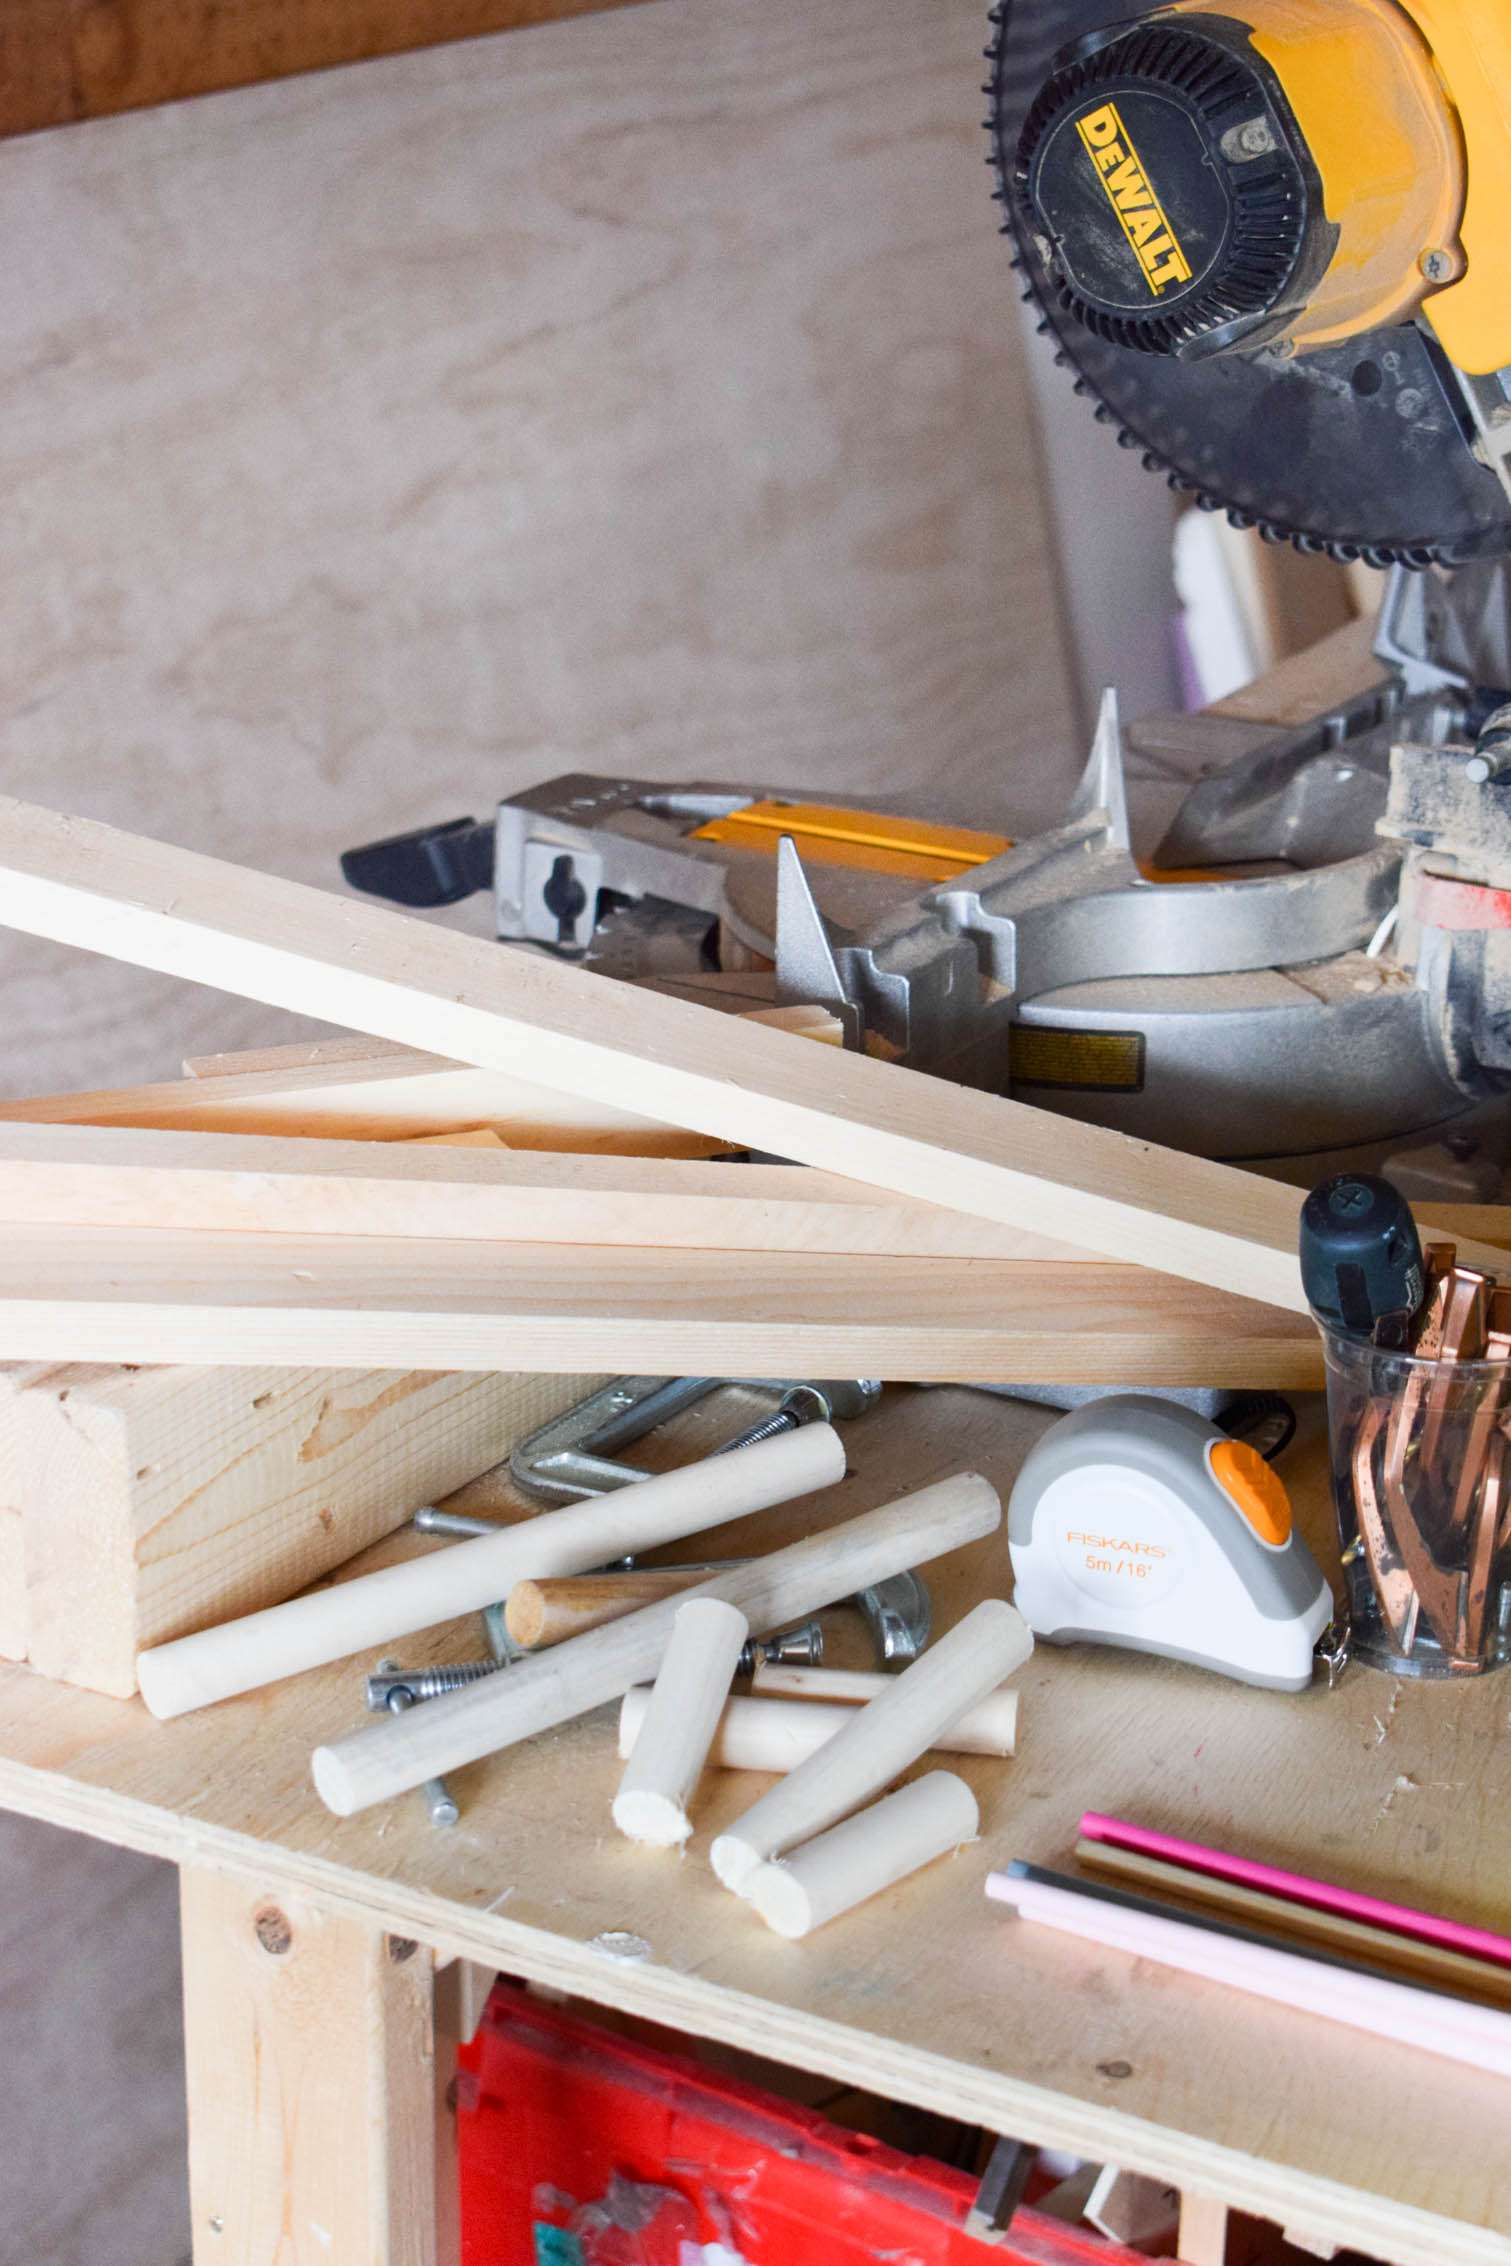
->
<box><xmin>1209</xmin><ymin>1437</ymin><xmax>1292</xmax><ymax>1548</ymax></box>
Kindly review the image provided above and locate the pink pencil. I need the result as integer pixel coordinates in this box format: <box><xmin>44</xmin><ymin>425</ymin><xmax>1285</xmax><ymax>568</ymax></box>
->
<box><xmin>1080</xmin><ymin>1813</ymin><xmax>1511</xmax><ymax>1972</ymax></box>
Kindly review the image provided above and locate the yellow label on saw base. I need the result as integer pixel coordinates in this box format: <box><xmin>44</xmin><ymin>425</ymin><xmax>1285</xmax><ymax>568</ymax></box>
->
<box><xmin>1011</xmin><ymin>1026</ymin><xmax>1146</xmax><ymax>1093</ymax></box>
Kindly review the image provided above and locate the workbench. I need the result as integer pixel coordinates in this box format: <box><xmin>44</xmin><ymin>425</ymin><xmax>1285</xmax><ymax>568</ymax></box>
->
<box><xmin>0</xmin><ymin>1383</ymin><xmax>1504</xmax><ymax>2265</ymax></box>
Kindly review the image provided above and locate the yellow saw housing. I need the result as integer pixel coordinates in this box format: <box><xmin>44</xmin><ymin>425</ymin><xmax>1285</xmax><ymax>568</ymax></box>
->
<box><xmin>1168</xmin><ymin>0</ymin><xmax>1511</xmax><ymax>371</ymax></box>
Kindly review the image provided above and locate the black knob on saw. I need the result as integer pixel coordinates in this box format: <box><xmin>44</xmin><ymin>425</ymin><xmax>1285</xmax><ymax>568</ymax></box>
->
<box><xmin>1014</xmin><ymin>16</ymin><xmax>1323</xmax><ymax>359</ymax></box>
<box><xmin>340</xmin><ymin>816</ymin><xmax>494</xmax><ymax>909</ymax></box>
<box><xmin>1299</xmin><ymin>1173</ymin><xmax>1424</xmax><ymax>1342</ymax></box>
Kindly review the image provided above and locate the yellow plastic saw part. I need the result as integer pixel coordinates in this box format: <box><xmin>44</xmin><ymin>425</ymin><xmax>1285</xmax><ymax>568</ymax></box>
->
<box><xmin>1396</xmin><ymin>0</ymin><xmax>1511</xmax><ymax>374</ymax></box>
<box><xmin>691</xmin><ymin>802</ymin><xmax>1012</xmax><ymax>883</ymax></box>
<box><xmin>1163</xmin><ymin>0</ymin><xmax>1466</xmax><ymax>351</ymax></box>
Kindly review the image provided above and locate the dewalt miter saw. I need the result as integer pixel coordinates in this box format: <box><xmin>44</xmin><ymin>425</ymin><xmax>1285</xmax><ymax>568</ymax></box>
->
<box><xmin>989</xmin><ymin>1</ymin><xmax>1511</xmax><ymax>564</ymax></box>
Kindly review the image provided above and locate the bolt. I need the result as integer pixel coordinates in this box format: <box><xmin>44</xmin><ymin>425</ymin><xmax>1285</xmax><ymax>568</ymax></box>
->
<box><xmin>1420</xmin><ymin>248</ymin><xmax>1455</xmax><ymax>283</ymax></box>
<box><xmin>1220</xmin><ymin>114</ymin><xmax>1275</xmax><ymax>162</ymax></box>
<box><xmin>413</xmin><ymin>1506</ymin><xmax>500</xmax><ymax>1539</ymax></box>
<box><xmin>737</xmin><ymin>1619</ymin><xmax>824</xmax><ymax>1678</ymax></box>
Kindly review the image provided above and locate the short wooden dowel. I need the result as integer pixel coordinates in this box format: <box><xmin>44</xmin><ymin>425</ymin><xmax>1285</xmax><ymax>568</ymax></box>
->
<box><xmin>748</xmin><ymin>1772</ymin><xmax>979</xmax><ymax>1938</ymax></box>
<box><xmin>137</xmin><ymin>1421</ymin><xmax>844</xmax><ymax>1719</ymax></box>
<box><xmin>507</xmin><ymin>1567</ymin><xmax>708</xmax><ymax>1649</ymax></box>
<box><xmin>617</xmin><ymin>1684</ymin><xmax>1019</xmax><ymax>1769</ymax></box>
<box><xmin>612</xmin><ymin>1598</ymin><xmax>749</xmax><ymax>1846</ymax></box>
<box><xmin>752</xmin><ymin>1661</ymin><xmax>1021</xmax><ymax>1751</ymax></box>
<box><xmin>311</xmin><ymin>1472</ymin><xmax>1001</xmax><ymax>1816</ymax></box>
<box><xmin>711</xmin><ymin>1597</ymin><xmax>1030</xmax><ymax>1894</ymax></box>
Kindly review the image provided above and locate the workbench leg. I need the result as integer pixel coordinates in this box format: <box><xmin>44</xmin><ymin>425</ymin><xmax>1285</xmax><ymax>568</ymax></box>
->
<box><xmin>179</xmin><ymin>1868</ymin><xmax>436</xmax><ymax>2266</ymax></box>
<box><xmin>1178</xmin><ymin>2192</ymin><xmax>1230</xmax><ymax>2266</ymax></box>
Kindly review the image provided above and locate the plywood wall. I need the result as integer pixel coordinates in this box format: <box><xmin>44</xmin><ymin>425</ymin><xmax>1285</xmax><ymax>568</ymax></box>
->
<box><xmin>0</xmin><ymin>0</ymin><xmax>1075</xmax><ymax>1094</ymax></box>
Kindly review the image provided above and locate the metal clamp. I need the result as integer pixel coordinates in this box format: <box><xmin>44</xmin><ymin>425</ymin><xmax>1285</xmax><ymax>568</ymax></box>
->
<box><xmin>507</xmin><ymin>1374</ymin><xmax>882</xmax><ymax>1503</ymax></box>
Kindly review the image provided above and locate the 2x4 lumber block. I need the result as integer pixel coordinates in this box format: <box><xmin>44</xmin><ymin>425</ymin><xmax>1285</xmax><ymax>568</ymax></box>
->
<box><xmin>0</xmin><ymin>1222</ymin><xmax>1322</xmax><ymax>1383</ymax></box>
<box><xmin>179</xmin><ymin>1868</ymin><xmax>435</xmax><ymax>2266</ymax></box>
<box><xmin>0</xmin><ymin>1036</ymin><xmax>725</xmax><ymax>1155</ymax></box>
<box><xmin>0</xmin><ymin>1363</ymin><xmax>65</xmax><ymax>1660</ymax></box>
<box><xmin>0</xmin><ymin>1123</ymin><xmax>1089</xmax><ymax>1262</ymax></box>
<box><xmin>4</xmin><ymin>1363</ymin><xmax>608</xmax><ymax>1698</ymax></box>
<box><xmin>5</xmin><ymin>794</ymin><xmax>1504</xmax><ymax>1306</ymax></box>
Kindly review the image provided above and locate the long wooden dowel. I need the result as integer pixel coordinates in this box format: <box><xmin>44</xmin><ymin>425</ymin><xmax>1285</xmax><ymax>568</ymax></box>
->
<box><xmin>617</xmin><ymin>1684</ymin><xmax>1020</xmax><ymax>1767</ymax></box>
<box><xmin>0</xmin><ymin>1223</ymin><xmax>1323</xmax><ymax>1384</ymax></box>
<box><xmin>135</xmin><ymin>1421</ymin><xmax>844</xmax><ymax>1718</ymax></box>
<box><xmin>3</xmin><ymin>794</ymin><xmax>1499</xmax><ymax>1304</ymax></box>
<box><xmin>310</xmin><ymin>1473</ymin><xmax>1002</xmax><ymax>1816</ymax></box>
<box><xmin>711</xmin><ymin>1599</ymin><xmax>1032</xmax><ymax>1894</ymax></box>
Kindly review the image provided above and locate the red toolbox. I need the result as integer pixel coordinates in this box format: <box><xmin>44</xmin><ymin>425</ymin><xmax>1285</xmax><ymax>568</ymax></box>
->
<box><xmin>459</xmin><ymin>1983</ymin><xmax>1146</xmax><ymax>2266</ymax></box>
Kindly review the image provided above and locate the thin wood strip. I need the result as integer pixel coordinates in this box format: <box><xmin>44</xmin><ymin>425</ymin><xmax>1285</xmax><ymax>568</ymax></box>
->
<box><xmin>0</xmin><ymin>1123</ymin><xmax>1091</xmax><ymax>1263</ymax></box>
<box><xmin>0</xmin><ymin>1223</ymin><xmax>1322</xmax><ymax>1382</ymax></box>
<box><xmin>0</xmin><ymin>1042</ymin><xmax>724</xmax><ymax>1156</ymax></box>
<box><xmin>0</xmin><ymin>794</ymin><xmax>1496</xmax><ymax>1308</ymax></box>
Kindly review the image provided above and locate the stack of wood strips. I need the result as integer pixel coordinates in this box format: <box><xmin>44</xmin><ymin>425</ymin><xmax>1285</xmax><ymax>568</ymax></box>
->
<box><xmin>0</xmin><ymin>791</ymin><xmax>1503</xmax><ymax>1700</ymax></box>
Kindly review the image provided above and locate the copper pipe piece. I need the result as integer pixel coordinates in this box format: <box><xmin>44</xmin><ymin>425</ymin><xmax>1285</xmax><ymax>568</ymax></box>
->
<box><xmin>1351</xmin><ymin>1400</ymin><xmax>1421</xmax><ymax>1646</ymax></box>
<box><xmin>1460</xmin><ymin>1430</ymin><xmax>1505</xmax><ymax>1661</ymax></box>
<box><xmin>1381</xmin><ymin>1390</ymin><xmax>1462</xmax><ymax>1653</ymax></box>
<box><xmin>1419</xmin><ymin>1267</ymin><xmax>1490</xmax><ymax>1473</ymax></box>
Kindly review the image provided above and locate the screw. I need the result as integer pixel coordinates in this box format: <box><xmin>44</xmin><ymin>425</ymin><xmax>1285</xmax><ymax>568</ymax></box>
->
<box><xmin>381</xmin><ymin>1684</ymin><xmax>460</xmax><ymax>1828</ymax></box>
<box><xmin>714</xmin><ymin>1384</ymin><xmax>831</xmax><ymax>1456</ymax></box>
<box><xmin>1420</xmin><ymin>248</ymin><xmax>1455</xmax><ymax>283</ymax></box>
<box><xmin>365</xmin><ymin>1661</ymin><xmax>501</xmax><ymax>1710</ymax></box>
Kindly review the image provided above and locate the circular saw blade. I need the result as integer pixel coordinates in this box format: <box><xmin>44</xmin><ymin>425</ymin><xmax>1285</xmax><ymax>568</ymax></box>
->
<box><xmin>986</xmin><ymin>1</ymin><xmax>1511</xmax><ymax>566</ymax></box>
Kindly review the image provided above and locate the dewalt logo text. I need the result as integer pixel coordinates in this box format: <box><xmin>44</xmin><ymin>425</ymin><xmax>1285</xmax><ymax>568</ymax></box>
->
<box><xmin>1075</xmin><ymin>102</ymin><xmax>1192</xmax><ymax>296</ymax></box>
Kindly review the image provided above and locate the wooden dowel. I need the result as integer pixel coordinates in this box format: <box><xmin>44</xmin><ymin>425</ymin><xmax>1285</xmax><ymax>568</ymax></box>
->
<box><xmin>136</xmin><ymin>1422</ymin><xmax>844</xmax><ymax>1719</ymax></box>
<box><xmin>752</xmin><ymin>1662</ymin><xmax>1026</xmax><ymax>1742</ymax></box>
<box><xmin>508</xmin><ymin>1568</ymin><xmax>708</xmax><ymax>1649</ymax></box>
<box><xmin>310</xmin><ymin>1472</ymin><xmax>1002</xmax><ymax>1817</ymax></box>
<box><xmin>747</xmin><ymin>1772</ymin><xmax>979</xmax><ymax>1938</ymax></box>
<box><xmin>612</xmin><ymin>1598</ymin><xmax>749</xmax><ymax>1846</ymax></box>
<box><xmin>617</xmin><ymin>1684</ymin><xmax>1019</xmax><ymax>1769</ymax></box>
<box><xmin>711</xmin><ymin>1598</ymin><xmax>1031</xmax><ymax>1895</ymax></box>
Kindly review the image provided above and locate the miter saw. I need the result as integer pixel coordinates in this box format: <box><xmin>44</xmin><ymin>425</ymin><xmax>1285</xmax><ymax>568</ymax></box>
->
<box><xmin>988</xmin><ymin>0</ymin><xmax>1511</xmax><ymax>564</ymax></box>
<box><xmin>341</xmin><ymin>562</ymin><xmax>1511</xmax><ymax>1192</ymax></box>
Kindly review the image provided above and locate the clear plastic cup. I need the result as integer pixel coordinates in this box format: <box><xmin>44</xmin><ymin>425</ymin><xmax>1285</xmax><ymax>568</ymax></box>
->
<box><xmin>1322</xmin><ymin>1326</ymin><xmax>1511</xmax><ymax>1676</ymax></box>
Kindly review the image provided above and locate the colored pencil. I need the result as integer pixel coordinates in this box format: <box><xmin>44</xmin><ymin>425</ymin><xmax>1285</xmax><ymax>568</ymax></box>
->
<box><xmin>987</xmin><ymin>1864</ymin><xmax>1511</xmax><ymax>2081</ymax></box>
<box><xmin>1080</xmin><ymin>1810</ymin><xmax>1511</xmax><ymax>1971</ymax></box>
<box><xmin>1074</xmin><ymin>1836</ymin><xmax>1511</xmax><ymax>2009</ymax></box>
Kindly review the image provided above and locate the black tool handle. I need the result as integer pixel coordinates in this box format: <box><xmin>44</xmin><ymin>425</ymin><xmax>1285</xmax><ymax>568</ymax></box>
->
<box><xmin>1299</xmin><ymin>1172</ymin><xmax>1425</xmax><ymax>1340</ymax></box>
<box><xmin>340</xmin><ymin>817</ymin><xmax>494</xmax><ymax>908</ymax></box>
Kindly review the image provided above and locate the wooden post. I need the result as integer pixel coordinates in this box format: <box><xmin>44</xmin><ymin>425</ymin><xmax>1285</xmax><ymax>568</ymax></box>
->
<box><xmin>179</xmin><ymin>1869</ymin><xmax>436</xmax><ymax>2266</ymax></box>
<box><xmin>1179</xmin><ymin>2192</ymin><xmax>1230</xmax><ymax>2266</ymax></box>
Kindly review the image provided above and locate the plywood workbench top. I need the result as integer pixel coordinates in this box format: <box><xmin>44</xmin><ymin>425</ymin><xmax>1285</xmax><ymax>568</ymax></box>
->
<box><xmin>0</xmin><ymin>1385</ymin><xmax>1505</xmax><ymax>2262</ymax></box>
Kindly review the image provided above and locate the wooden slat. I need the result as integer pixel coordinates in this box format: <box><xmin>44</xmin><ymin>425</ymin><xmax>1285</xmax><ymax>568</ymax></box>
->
<box><xmin>0</xmin><ymin>0</ymin><xmax>638</xmax><ymax>140</ymax></box>
<box><xmin>1</xmin><ymin>794</ymin><xmax>1499</xmax><ymax>1309</ymax></box>
<box><xmin>5</xmin><ymin>1363</ymin><xmax>607</xmax><ymax>1696</ymax></box>
<box><xmin>0</xmin><ymin>1039</ymin><xmax>726</xmax><ymax>1155</ymax></box>
<box><xmin>0</xmin><ymin>1221</ymin><xmax>1319</xmax><ymax>1382</ymax></box>
<box><xmin>180</xmin><ymin>1868</ymin><xmax>434</xmax><ymax>2266</ymax></box>
<box><xmin>0</xmin><ymin>1123</ymin><xmax>1091</xmax><ymax>1262</ymax></box>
